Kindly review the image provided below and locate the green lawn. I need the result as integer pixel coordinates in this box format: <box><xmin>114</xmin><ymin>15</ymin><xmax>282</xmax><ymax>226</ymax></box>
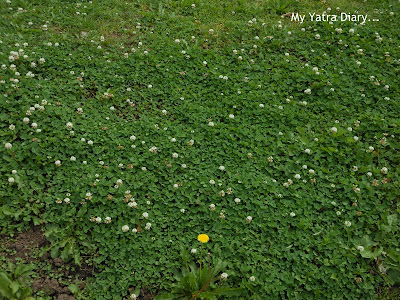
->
<box><xmin>1</xmin><ymin>0</ymin><xmax>399</xmax><ymax>299</ymax></box>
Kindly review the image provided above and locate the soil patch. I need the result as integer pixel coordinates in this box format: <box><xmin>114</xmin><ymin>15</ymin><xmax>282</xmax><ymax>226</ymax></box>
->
<box><xmin>0</xmin><ymin>226</ymin><xmax>91</xmax><ymax>299</ymax></box>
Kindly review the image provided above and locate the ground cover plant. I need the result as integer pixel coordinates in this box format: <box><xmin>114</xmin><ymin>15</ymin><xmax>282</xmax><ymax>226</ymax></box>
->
<box><xmin>1</xmin><ymin>0</ymin><xmax>400</xmax><ymax>299</ymax></box>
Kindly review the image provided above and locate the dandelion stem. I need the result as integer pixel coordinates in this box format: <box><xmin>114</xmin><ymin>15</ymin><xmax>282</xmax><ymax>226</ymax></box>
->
<box><xmin>199</xmin><ymin>244</ymin><xmax>203</xmax><ymax>273</ymax></box>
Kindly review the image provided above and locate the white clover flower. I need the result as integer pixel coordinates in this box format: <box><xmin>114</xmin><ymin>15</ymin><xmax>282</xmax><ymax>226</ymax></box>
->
<box><xmin>149</xmin><ymin>146</ymin><xmax>158</xmax><ymax>153</ymax></box>
<box><xmin>181</xmin><ymin>164</ymin><xmax>187</xmax><ymax>168</ymax></box>
<box><xmin>12</xmin><ymin>170</ymin><xmax>17</xmax><ymax>174</ymax></box>
<box><xmin>336</xmin><ymin>211</ymin><xmax>341</xmax><ymax>216</ymax></box>
<box><xmin>353</xmin><ymin>136</ymin><xmax>359</xmax><ymax>141</ymax></box>
<box><xmin>116</xmin><ymin>179</ymin><xmax>123</xmax><ymax>186</ymax></box>
<box><xmin>132</xmin><ymin>228</ymin><xmax>137</xmax><ymax>233</ymax></box>
<box><xmin>161</xmin><ymin>109</ymin><xmax>167</xmax><ymax>115</ymax></box>
<box><xmin>145</xmin><ymin>222</ymin><xmax>152</xmax><ymax>230</ymax></box>
<box><xmin>8</xmin><ymin>177</ymin><xmax>15</xmax><ymax>184</ymax></box>
<box><xmin>70</xmin><ymin>156</ymin><xmax>76</xmax><ymax>161</ymax></box>
<box><xmin>209</xmin><ymin>179</ymin><xmax>215</xmax><ymax>185</ymax></box>
<box><xmin>357</xmin><ymin>246</ymin><xmax>364</xmax><ymax>252</ymax></box>
<box><xmin>122</xmin><ymin>225</ymin><xmax>130</xmax><ymax>232</ymax></box>
<box><xmin>128</xmin><ymin>202</ymin><xmax>137</xmax><ymax>208</ymax></box>
<box><xmin>191</xmin><ymin>248</ymin><xmax>197</xmax><ymax>254</ymax></box>
<box><xmin>219</xmin><ymin>166</ymin><xmax>225</xmax><ymax>171</ymax></box>
<box><xmin>173</xmin><ymin>184</ymin><xmax>178</xmax><ymax>189</ymax></box>
<box><xmin>344</xmin><ymin>221</ymin><xmax>352</xmax><ymax>227</ymax></box>
<box><xmin>309</xmin><ymin>169</ymin><xmax>315</xmax><ymax>174</ymax></box>
<box><xmin>294</xmin><ymin>174</ymin><xmax>301</xmax><ymax>180</ymax></box>
<box><xmin>302</xmin><ymin>165</ymin><xmax>307</xmax><ymax>169</ymax></box>
<box><xmin>381</xmin><ymin>167</ymin><xmax>388</xmax><ymax>174</ymax></box>
<box><xmin>5</xmin><ymin>143</ymin><xmax>12</xmax><ymax>150</ymax></box>
<box><xmin>142</xmin><ymin>212</ymin><xmax>149</xmax><ymax>218</ymax></box>
<box><xmin>220</xmin><ymin>273</ymin><xmax>228</xmax><ymax>280</ymax></box>
<box><xmin>304</xmin><ymin>88</ymin><xmax>312</xmax><ymax>94</ymax></box>
<box><xmin>209</xmin><ymin>204</ymin><xmax>215</xmax><ymax>211</ymax></box>
<box><xmin>229</xmin><ymin>114</ymin><xmax>234</xmax><ymax>119</ymax></box>
<box><xmin>208</xmin><ymin>121</ymin><xmax>214</xmax><ymax>127</ymax></box>
<box><xmin>64</xmin><ymin>198</ymin><xmax>70</xmax><ymax>204</ymax></box>
<box><xmin>55</xmin><ymin>160</ymin><xmax>61</xmax><ymax>167</ymax></box>
<box><xmin>209</xmin><ymin>29</ymin><xmax>214</xmax><ymax>34</ymax></box>
<box><xmin>172</xmin><ymin>153</ymin><xmax>179</xmax><ymax>158</ymax></box>
<box><xmin>9</xmin><ymin>124</ymin><xmax>15</xmax><ymax>130</ymax></box>
<box><xmin>290</xmin><ymin>212</ymin><xmax>296</xmax><ymax>217</ymax></box>
<box><xmin>130</xmin><ymin>135</ymin><xmax>136</xmax><ymax>141</ymax></box>
<box><xmin>88</xmin><ymin>140</ymin><xmax>94</xmax><ymax>145</ymax></box>
<box><xmin>267</xmin><ymin>156</ymin><xmax>273</xmax><ymax>162</ymax></box>
<box><xmin>180</xmin><ymin>208</ymin><xmax>185</xmax><ymax>213</ymax></box>
<box><xmin>246</xmin><ymin>216</ymin><xmax>252</xmax><ymax>223</ymax></box>
<box><xmin>331</xmin><ymin>127</ymin><xmax>338</xmax><ymax>133</ymax></box>
<box><xmin>234</xmin><ymin>198</ymin><xmax>241</xmax><ymax>204</ymax></box>
<box><xmin>249</xmin><ymin>276</ymin><xmax>256</xmax><ymax>282</ymax></box>
<box><xmin>367</xmin><ymin>172</ymin><xmax>372</xmax><ymax>177</ymax></box>
<box><xmin>66</xmin><ymin>122</ymin><xmax>73</xmax><ymax>129</ymax></box>
<box><xmin>353</xmin><ymin>166</ymin><xmax>358</xmax><ymax>172</ymax></box>
<box><xmin>305</xmin><ymin>149</ymin><xmax>311</xmax><ymax>154</ymax></box>
<box><xmin>95</xmin><ymin>217</ymin><xmax>102</xmax><ymax>223</ymax></box>
<box><xmin>349</xmin><ymin>29</ymin><xmax>355</xmax><ymax>34</ymax></box>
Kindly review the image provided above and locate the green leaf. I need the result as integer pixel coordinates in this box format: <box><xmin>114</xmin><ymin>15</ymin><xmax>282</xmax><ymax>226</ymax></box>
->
<box><xmin>51</xmin><ymin>246</ymin><xmax>60</xmax><ymax>259</ymax></box>
<box><xmin>131</xmin><ymin>285</ymin><xmax>141</xmax><ymax>298</ymax></box>
<box><xmin>10</xmin><ymin>281</ymin><xmax>20</xmax><ymax>294</ymax></box>
<box><xmin>68</xmin><ymin>284</ymin><xmax>79</xmax><ymax>294</ymax></box>
<box><xmin>74</xmin><ymin>252</ymin><xmax>82</xmax><ymax>266</ymax></box>
<box><xmin>0</xmin><ymin>272</ymin><xmax>13</xmax><ymax>298</ymax></box>
<box><xmin>387</xmin><ymin>268</ymin><xmax>400</xmax><ymax>284</ymax></box>
<box><xmin>387</xmin><ymin>215</ymin><xmax>397</xmax><ymax>226</ymax></box>
<box><xmin>212</xmin><ymin>286</ymin><xmax>244</xmax><ymax>296</ymax></box>
<box><xmin>154</xmin><ymin>293</ymin><xmax>178</xmax><ymax>300</ymax></box>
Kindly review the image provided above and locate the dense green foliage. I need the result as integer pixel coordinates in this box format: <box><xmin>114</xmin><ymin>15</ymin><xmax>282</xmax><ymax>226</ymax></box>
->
<box><xmin>1</xmin><ymin>0</ymin><xmax>399</xmax><ymax>299</ymax></box>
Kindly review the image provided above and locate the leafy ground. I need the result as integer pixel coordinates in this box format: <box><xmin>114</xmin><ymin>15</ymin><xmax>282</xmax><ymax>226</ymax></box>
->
<box><xmin>1</xmin><ymin>0</ymin><xmax>400</xmax><ymax>299</ymax></box>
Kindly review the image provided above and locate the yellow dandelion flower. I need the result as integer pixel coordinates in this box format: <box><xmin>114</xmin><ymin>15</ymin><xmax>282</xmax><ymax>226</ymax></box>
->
<box><xmin>197</xmin><ymin>234</ymin><xmax>209</xmax><ymax>243</ymax></box>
